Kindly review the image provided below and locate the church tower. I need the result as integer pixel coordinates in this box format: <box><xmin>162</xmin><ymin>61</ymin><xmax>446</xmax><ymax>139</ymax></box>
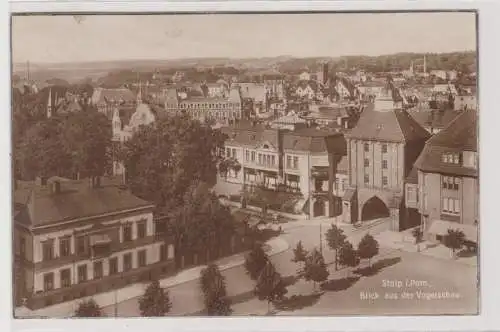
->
<box><xmin>136</xmin><ymin>81</ymin><xmax>143</xmax><ymax>105</ymax></box>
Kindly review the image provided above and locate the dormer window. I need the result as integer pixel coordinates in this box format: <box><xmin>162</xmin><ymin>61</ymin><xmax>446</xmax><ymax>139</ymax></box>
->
<box><xmin>263</xmin><ymin>144</ymin><xmax>269</xmax><ymax>149</ymax></box>
<box><xmin>442</xmin><ymin>152</ymin><xmax>462</xmax><ymax>165</ymax></box>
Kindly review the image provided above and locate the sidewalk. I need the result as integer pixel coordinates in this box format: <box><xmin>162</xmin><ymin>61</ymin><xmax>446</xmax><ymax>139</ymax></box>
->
<box><xmin>375</xmin><ymin>230</ymin><xmax>478</xmax><ymax>267</ymax></box>
<box><xmin>15</xmin><ymin>237</ymin><xmax>289</xmax><ymax>318</ymax></box>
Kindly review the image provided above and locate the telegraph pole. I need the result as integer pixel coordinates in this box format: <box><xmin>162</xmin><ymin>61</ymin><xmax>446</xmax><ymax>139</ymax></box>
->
<box><xmin>320</xmin><ymin>223</ymin><xmax>323</xmax><ymax>254</ymax></box>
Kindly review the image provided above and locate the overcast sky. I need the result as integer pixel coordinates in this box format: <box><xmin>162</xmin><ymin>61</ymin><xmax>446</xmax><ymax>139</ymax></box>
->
<box><xmin>11</xmin><ymin>12</ymin><xmax>477</xmax><ymax>64</ymax></box>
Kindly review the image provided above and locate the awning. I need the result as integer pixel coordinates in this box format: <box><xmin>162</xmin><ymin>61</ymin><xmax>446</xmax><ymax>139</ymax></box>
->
<box><xmin>427</xmin><ymin>220</ymin><xmax>478</xmax><ymax>243</ymax></box>
<box><xmin>90</xmin><ymin>234</ymin><xmax>112</xmax><ymax>246</ymax></box>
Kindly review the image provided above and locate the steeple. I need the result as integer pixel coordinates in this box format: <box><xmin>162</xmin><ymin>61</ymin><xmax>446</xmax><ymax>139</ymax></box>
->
<box><xmin>47</xmin><ymin>88</ymin><xmax>52</xmax><ymax>118</ymax></box>
<box><xmin>136</xmin><ymin>81</ymin><xmax>142</xmax><ymax>105</ymax></box>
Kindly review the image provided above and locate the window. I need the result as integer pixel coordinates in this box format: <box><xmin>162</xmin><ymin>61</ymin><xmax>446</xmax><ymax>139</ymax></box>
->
<box><xmin>93</xmin><ymin>261</ymin><xmax>103</xmax><ymax>279</ymax></box>
<box><xmin>226</xmin><ymin>148</ymin><xmax>231</xmax><ymax>158</ymax></box>
<box><xmin>442</xmin><ymin>176</ymin><xmax>460</xmax><ymax>190</ymax></box>
<box><xmin>382</xmin><ymin>144</ymin><xmax>388</xmax><ymax>153</ymax></box>
<box><xmin>293</xmin><ymin>157</ymin><xmax>299</xmax><ymax>169</ymax></box>
<box><xmin>382</xmin><ymin>176</ymin><xmax>388</xmax><ymax>186</ymax></box>
<box><xmin>271</xmin><ymin>155</ymin><xmax>276</xmax><ymax>166</ymax></box>
<box><xmin>160</xmin><ymin>244</ymin><xmax>167</xmax><ymax>261</ymax></box>
<box><xmin>232</xmin><ymin>148</ymin><xmax>236</xmax><ymax>158</ymax></box>
<box><xmin>20</xmin><ymin>237</ymin><xmax>26</xmax><ymax>259</ymax></box>
<box><xmin>443</xmin><ymin>197</ymin><xmax>460</xmax><ymax>215</ymax></box>
<box><xmin>138</xmin><ymin>250</ymin><xmax>147</xmax><ymax>267</ymax></box>
<box><xmin>442</xmin><ymin>152</ymin><xmax>462</xmax><ymax>165</ymax></box>
<box><xmin>59</xmin><ymin>237</ymin><xmax>71</xmax><ymax>257</ymax></box>
<box><xmin>364</xmin><ymin>174</ymin><xmax>369</xmax><ymax>184</ymax></box>
<box><xmin>258</xmin><ymin>154</ymin><xmax>262</xmax><ymax>165</ymax></box>
<box><xmin>137</xmin><ymin>220</ymin><xmax>146</xmax><ymax>239</ymax></box>
<box><xmin>251</xmin><ymin>151</ymin><xmax>256</xmax><ymax>162</ymax></box>
<box><xmin>42</xmin><ymin>240</ymin><xmax>54</xmax><ymax>261</ymax></box>
<box><xmin>43</xmin><ymin>273</ymin><xmax>54</xmax><ymax>291</ymax></box>
<box><xmin>245</xmin><ymin>150</ymin><xmax>250</xmax><ymax>161</ymax></box>
<box><xmin>60</xmin><ymin>269</ymin><xmax>71</xmax><ymax>288</ymax></box>
<box><xmin>364</xmin><ymin>158</ymin><xmax>369</xmax><ymax>167</ymax></box>
<box><xmin>382</xmin><ymin>160</ymin><xmax>388</xmax><ymax>169</ymax></box>
<box><xmin>77</xmin><ymin>264</ymin><xmax>87</xmax><ymax>283</ymax></box>
<box><xmin>287</xmin><ymin>156</ymin><xmax>292</xmax><ymax>168</ymax></box>
<box><xmin>123</xmin><ymin>253</ymin><xmax>133</xmax><ymax>271</ymax></box>
<box><xmin>109</xmin><ymin>257</ymin><xmax>118</xmax><ymax>275</ymax></box>
<box><xmin>364</xmin><ymin>143</ymin><xmax>369</xmax><ymax>152</ymax></box>
<box><xmin>123</xmin><ymin>224</ymin><xmax>132</xmax><ymax>242</ymax></box>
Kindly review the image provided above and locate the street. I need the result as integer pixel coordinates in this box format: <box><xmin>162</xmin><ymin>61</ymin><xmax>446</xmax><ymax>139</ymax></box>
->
<box><xmin>102</xmin><ymin>218</ymin><xmax>478</xmax><ymax>316</ymax></box>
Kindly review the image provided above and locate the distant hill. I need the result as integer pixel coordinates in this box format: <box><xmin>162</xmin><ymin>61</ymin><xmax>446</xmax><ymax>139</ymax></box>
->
<box><xmin>12</xmin><ymin>51</ymin><xmax>477</xmax><ymax>85</ymax></box>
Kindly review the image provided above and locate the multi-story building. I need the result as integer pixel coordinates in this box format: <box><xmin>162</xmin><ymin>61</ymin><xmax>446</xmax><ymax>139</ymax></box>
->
<box><xmin>164</xmin><ymin>86</ymin><xmax>243</xmax><ymax>125</ymax></box>
<box><xmin>342</xmin><ymin>85</ymin><xmax>431</xmax><ymax>230</ymax></box>
<box><xmin>407</xmin><ymin>110</ymin><xmax>478</xmax><ymax>246</ymax></box>
<box><xmin>91</xmin><ymin>87</ymin><xmax>136</xmax><ymax>117</ymax></box>
<box><xmin>217</xmin><ymin>123</ymin><xmax>346</xmax><ymax>218</ymax></box>
<box><xmin>13</xmin><ymin>176</ymin><xmax>175</xmax><ymax>310</ymax></box>
<box><xmin>454</xmin><ymin>93</ymin><xmax>477</xmax><ymax>111</ymax></box>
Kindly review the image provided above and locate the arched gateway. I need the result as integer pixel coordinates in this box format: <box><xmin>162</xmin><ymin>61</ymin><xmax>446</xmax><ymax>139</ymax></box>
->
<box><xmin>361</xmin><ymin>196</ymin><xmax>390</xmax><ymax>221</ymax></box>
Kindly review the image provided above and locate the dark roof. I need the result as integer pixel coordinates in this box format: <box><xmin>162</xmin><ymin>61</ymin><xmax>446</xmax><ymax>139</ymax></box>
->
<box><xmin>406</xmin><ymin>166</ymin><xmax>418</xmax><ymax>184</ymax></box>
<box><xmin>408</xmin><ymin>108</ymin><xmax>462</xmax><ymax>131</ymax></box>
<box><xmin>346</xmin><ymin>104</ymin><xmax>431</xmax><ymax>143</ymax></box>
<box><xmin>222</xmin><ymin>122</ymin><xmax>280</xmax><ymax>148</ymax></box>
<box><xmin>414</xmin><ymin>110</ymin><xmax>478</xmax><ymax>177</ymax></box>
<box><xmin>283</xmin><ymin>128</ymin><xmax>345</xmax><ymax>154</ymax></box>
<box><xmin>297</xmin><ymin>80</ymin><xmax>319</xmax><ymax>92</ymax></box>
<box><xmin>14</xmin><ymin>178</ymin><xmax>153</xmax><ymax>227</ymax></box>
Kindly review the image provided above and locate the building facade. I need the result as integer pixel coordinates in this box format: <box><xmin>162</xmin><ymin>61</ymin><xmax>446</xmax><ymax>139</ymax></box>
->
<box><xmin>13</xmin><ymin>177</ymin><xmax>175</xmax><ymax>310</ymax></box>
<box><xmin>343</xmin><ymin>86</ymin><xmax>430</xmax><ymax>230</ymax></box>
<box><xmin>408</xmin><ymin>110</ymin><xmax>478</xmax><ymax>245</ymax></box>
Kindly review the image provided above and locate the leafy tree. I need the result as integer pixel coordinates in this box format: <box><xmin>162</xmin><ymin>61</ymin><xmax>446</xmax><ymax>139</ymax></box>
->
<box><xmin>325</xmin><ymin>224</ymin><xmax>347</xmax><ymax>270</ymax></box>
<box><xmin>138</xmin><ymin>280</ymin><xmax>172</xmax><ymax>317</ymax></box>
<box><xmin>244</xmin><ymin>244</ymin><xmax>270</xmax><ymax>280</ymax></box>
<box><xmin>412</xmin><ymin>227</ymin><xmax>424</xmax><ymax>252</ymax></box>
<box><xmin>61</xmin><ymin>110</ymin><xmax>112</xmax><ymax>181</ymax></box>
<box><xmin>338</xmin><ymin>242</ymin><xmax>360</xmax><ymax>277</ymax></box>
<box><xmin>357</xmin><ymin>234</ymin><xmax>379</xmax><ymax>268</ymax></box>
<box><xmin>292</xmin><ymin>241</ymin><xmax>308</xmax><ymax>263</ymax></box>
<box><xmin>444</xmin><ymin>228</ymin><xmax>465</xmax><ymax>258</ymax></box>
<box><xmin>74</xmin><ymin>298</ymin><xmax>103</xmax><ymax>317</ymax></box>
<box><xmin>200</xmin><ymin>264</ymin><xmax>232</xmax><ymax>316</ymax></box>
<box><xmin>254</xmin><ymin>261</ymin><xmax>288</xmax><ymax>313</ymax></box>
<box><xmin>122</xmin><ymin>114</ymin><xmax>225</xmax><ymax>211</ymax></box>
<box><xmin>303</xmin><ymin>248</ymin><xmax>329</xmax><ymax>291</ymax></box>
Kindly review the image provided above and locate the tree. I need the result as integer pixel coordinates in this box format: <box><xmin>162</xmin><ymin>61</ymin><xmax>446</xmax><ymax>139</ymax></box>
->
<box><xmin>200</xmin><ymin>264</ymin><xmax>232</xmax><ymax>316</ymax></box>
<box><xmin>138</xmin><ymin>280</ymin><xmax>172</xmax><ymax>317</ymax></box>
<box><xmin>338</xmin><ymin>242</ymin><xmax>360</xmax><ymax>277</ymax></box>
<box><xmin>303</xmin><ymin>248</ymin><xmax>329</xmax><ymax>291</ymax></box>
<box><xmin>292</xmin><ymin>241</ymin><xmax>309</xmax><ymax>276</ymax></box>
<box><xmin>123</xmin><ymin>114</ymin><xmax>225</xmax><ymax>211</ymax></box>
<box><xmin>254</xmin><ymin>261</ymin><xmax>288</xmax><ymax>313</ymax></box>
<box><xmin>444</xmin><ymin>228</ymin><xmax>465</xmax><ymax>258</ymax></box>
<box><xmin>244</xmin><ymin>244</ymin><xmax>270</xmax><ymax>280</ymax></box>
<box><xmin>357</xmin><ymin>234</ymin><xmax>379</xmax><ymax>268</ymax></box>
<box><xmin>412</xmin><ymin>227</ymin><xmax>424</xmax><ymax>252</ymax></box>
<box><xmin>74</xmin><ymin>298</ymin><xmax>103</xmax><ymax>317</ymax></box>
<box><xmin>325</xmin><ymin>224</ymin><xmax>347</xmax><ymax>270</ymax></box>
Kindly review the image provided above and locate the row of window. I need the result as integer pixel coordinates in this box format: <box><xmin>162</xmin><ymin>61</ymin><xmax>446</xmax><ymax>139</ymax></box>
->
<box><xmin>41</xmin><ymin>220</ymin><xmax>148</xmax><ymax>261</ymax></box>
<box><xmin>43</xmin><ymin>249</ymin><xmax>149</xmax><ymax>292</ymax></box>
<box><xmin>442</xmin><ymin>176</ymin><xmax>460</xmax><ymax>191</ymax></box>
<box><xmin>442</xmin><ymin>197</ymin><xmax>461</xmax><ymax>215</ymax></box>
<box><xmin>364</xmin><ymin>143</ymin><xmax>389</xmax><ymax>153</ymax></box>
<box><xmin>364</xmin><ymin>174</ymin><xmax>389</xmax><ymax>186</ymax></box>
<box><xmin>364</xmin><ymin>158</ymin><xmax>388</xmax><ymax>169</ymax></box>
<box><xmin>192</xmin><ymin>110</ymin><xmax>240</xmax><ymax>120</ymax></box>
<box><xmin>286</xmin><ymin>156</ymin><xmax>300</xmax><ymax>170</ymax></box>
<box><xmin>168</xmin><ymin>102</ymin><xmax>241</xmax><ymax>110</ymax></box>
<box><xmin>226</xmin><ymin>148</ymin><xmax>237</xmax><ymax>159</ymax></box>
<box><xmin>442</xmin><ymin>152</ymin><xmax>462</xmax><ymax>165</ymax></box>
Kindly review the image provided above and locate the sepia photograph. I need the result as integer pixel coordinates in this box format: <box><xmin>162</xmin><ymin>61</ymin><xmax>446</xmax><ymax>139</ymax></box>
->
<box><xmin>10</xmin><ymin>11</ymin><xmax>479</xmax><ymax>319</ymax></box>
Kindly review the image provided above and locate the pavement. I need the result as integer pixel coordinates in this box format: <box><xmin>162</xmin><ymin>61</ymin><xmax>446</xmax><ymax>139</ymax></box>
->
<box><xmin>15</xmin><ymin>236</ymin><xmax>289</xmax><ymax>318</ymax></box>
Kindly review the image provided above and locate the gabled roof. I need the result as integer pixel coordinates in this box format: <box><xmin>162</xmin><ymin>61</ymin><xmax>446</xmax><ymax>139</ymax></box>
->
<box><xmin>91</xmin><ymin>88</ymin><xmax>136</xmax><ymax>105</ymax></box>
<box><xmin>221</xmin><ymin>122</ymin><xmax>279</xmax><ymax>148</ymax></box>
<box><xmin>283</xmin><ymin>128</ymin><xmax>345</xmax><ymax>154</ymax></box>
<box><xmin>407</xmin><ymin>108</ymin><xmax>463</xmax><ymax>131</ymax></box>
<box><xmin>414</xmin><ymin>110</ymin><xmax>478</xmax><ymax>177</ymax></box>
<box><xmin>346</xmin><ymin>104</ymin><xmax>431</xmax><ymax>143</ymax></box>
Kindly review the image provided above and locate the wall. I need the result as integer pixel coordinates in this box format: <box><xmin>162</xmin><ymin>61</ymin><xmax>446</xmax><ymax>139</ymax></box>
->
<box><xmin>462</xmin><ymin>176</ymin><xmax>479</xmax><ymax>225</ymax></box>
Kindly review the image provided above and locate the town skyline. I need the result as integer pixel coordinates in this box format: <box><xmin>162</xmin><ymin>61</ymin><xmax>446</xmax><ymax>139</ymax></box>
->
<box><xmin>12</xmin><ymin>12</ymin><xmax>476</xmax><ymax>64</ymax></box>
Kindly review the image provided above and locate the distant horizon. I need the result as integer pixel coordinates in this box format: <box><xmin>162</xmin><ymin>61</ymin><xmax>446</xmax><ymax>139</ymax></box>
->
<box><xmin>12</xmin><ymin>13</ymin><xmax>477</xmax><ymax>64</ymax></box>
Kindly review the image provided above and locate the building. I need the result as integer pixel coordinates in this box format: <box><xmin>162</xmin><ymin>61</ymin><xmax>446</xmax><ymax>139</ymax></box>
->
<box><xmin>343</xmin><ymin>85</ymin><xmax>431</xmax><ymax>230</ymax></box>
<box><xmin>407</xmin><ymin>110</ymin><xmax>478</xmax><ymax>246</ymax></box>
<box><xmin>334</xmin><ymin>77</ymin><xmax>359</xmax><ymax>101</ymax></box>
<box><xmin>91</xmin><ymin>88</ymin><xmax>136</xmax><ymax>117</ymax></box>
<box><xmin>13</xmin><ymin>176</ymin><xmax>175</xmax><ymax>310</ymax></box>
<box><xmin>164</xmin><ymin>86</ymin><xmax>243</xmax><ymax>125</ymax></box>
<box><xmin>233</xmin><ymin>83</ymin><xmax>269</xmax><ymax>116</ymax></box>
<box><xmin>299</xmin><ymin>72</ymin><xmax>311</xmax><ymax>81</ymax></box>
<box><xmin>204</xmin><ymin>82</ymin><xmax>229</xmax><ymax>98</ymax></box>
<box><xmin>407</xmin><ymin>107</ymin><xmax>463</xmax><ymax>135</ymax></box>
<box><xmin>269</xmin><ymin>112</ymin><xmax>308</xmax><ymax>131</ymax></box>
<box><xmin>454</xmin><ymin>93</ymin><xmax>477</xmax><ymax>111</ymax></box>
<box><xmin>217</xmin><ymin>123</ymin><xmax>346</xmax><ymax>218</ymax></box>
